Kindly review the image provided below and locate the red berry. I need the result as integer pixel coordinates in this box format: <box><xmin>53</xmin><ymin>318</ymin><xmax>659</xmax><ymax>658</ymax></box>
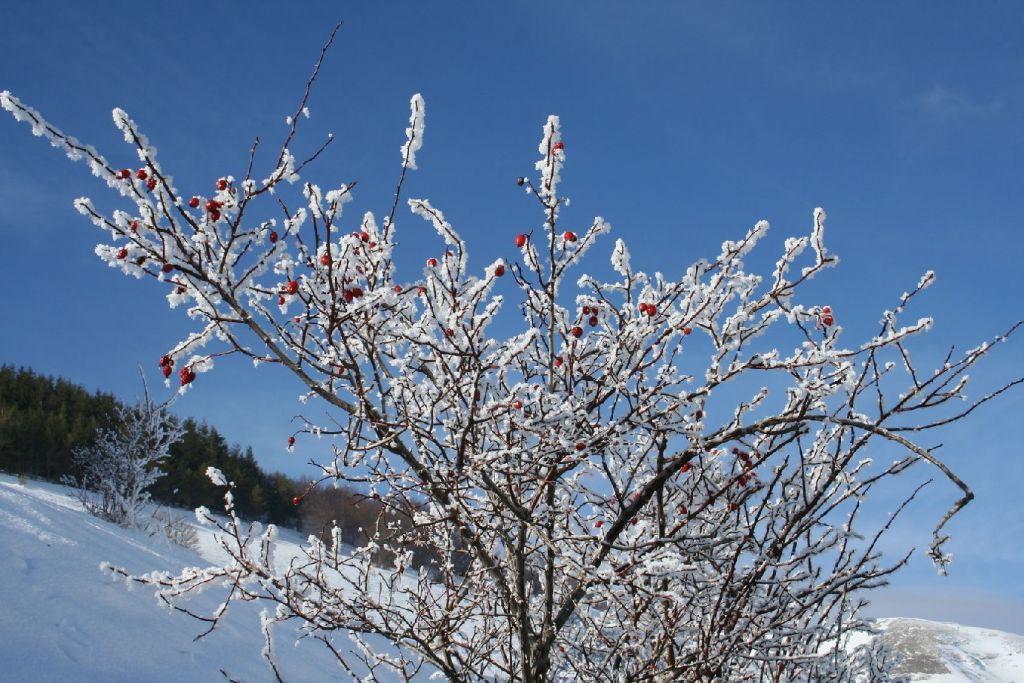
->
<box><xmin>321</xmin><ymin>254</ymin><xmax>331</xmax><ymax>266</ymax></box>
<box><xmin>269</xmin><ymin>231</ymin><xmax>278</xmax><ymax>243</ymax></box>
<box><xmin>369</xmin><ymin>242</ymin><xmax>377</xmax><ymax>249</ymax></box>
<box><xmin>683</xmin><ymin>327</ymin><xmax>692</xmax><ymax>336</ymax></box>
<box><xmin>575</xmin><ymin>441</ymin><xmax>586</xmax><ymax>451</ymax></box>
<box><xmin>130</xmin><ymin>220</ymin><xmax>139</xmax><ymax>232</ymax></box>
<box><xmin>594</xmin><ymin>520</ymin><xmax>603</xmax><ymax>528</ymax></box>
<box><xmin>136</xmin><ymin>168</ymin><xmax>147</xmax><ymax>179</ymax></box>
<box><xmin>351</xmin><ymin>286</ymin><xmax>363</xmax><ymax>298</ymax></box>
<box><xmin>393</xmin><ymin>285</ymin><xmax>402</xmax><ymax>293</ymax></box>
<box><xmin>681</xmin><ymin>462</ymin><xmax>692</xmax><ymax>473</ymax></box>
<box><xmin>179</xmin><ymin>366</ymin><xmax>196</xmax><ymax>386</ymax></box>
<box><xmin>162</xmin><ymin>263</ymin><xmax>173</xmax><ymax>273</ymax></box>
<box><xmin>286</xmin><ymin>280</ymin><xmax>299</xmax><ymax>295</ymax></box>
<box><xmin>292</xmin><ymin>496</ymin><xmax>301</xmax><ymax>506</ymax></box>
<box><xmin>204</xmin><ymin>200</ymin><xmax>219</xmax><ymax>212</ymax></box>
<box><xmin>513</xmin><ymin>399</ymin><xmax>523</xmax><ymax>410</ymax></box>
<box><xmin>552</xmin><ymin>141</ymin><xmax>565</xmax><ymax>152</ymax></box>
<box><xmin>822</xmin><ymin>315</ymin><xmax>834</xmax><ymax>326</ymax></box>
<box><xmin>571</xmin><ymin>326</ymin><xmax>583</xmax><ymax>338</ymax></box>
<box><xmin>694</xmin><ymin>410</ymin><xmax>703</xmax><ymax>420</ymax></box>
<box><xmin>554</xmin><ymin>355</ymin><xmax>564</xmax><ymax>367</ymax></box>
<box><xmin>176</xmin><ymin>286</ymin><xmax>186</xmax><ymax>295</ymax></box>
<box><xmin>216</xmin><ymin>178</ymin><xmax>228</xmax><ymax>191</ymax></box>
<box><xmin>645</xmin><ymin>305</ymin><xmax>656</xmax><ymax>317</ymax></box>
<box><xmin>822</xmin><ymin>306</ymin><xmax>831</xmax><ymax>314</ymax></box>
<box><xmin>563</xmin><ymin>231</ymin><xmax>577</xmax><ymax>242</ymax></box>
<box><xmin>515</xmin><ymin>234</ymin><xmax>527</xmax><ymax>248</ymax></box>
<box><xmin>630</xmin><ymin>517</ymin><xmax>638</xmax><ymax>525</ymax></box>
<box><xmin>494</xmin><ymin>264</ymin><xmax>505</xmax><ymax>277</ymax></box>
<box><xmin>288</xmin><ymin>436</ymin><xmax>295</xmax><ymax>447</ymax></box>
<box><xmin>342</xmin><ymin>290</ymin><xmax>354</xmax><ymax>302</ymax></box>
<box><xmin>146</xmin><ymin>177</ymin><xmax>157</xmax><ymax>191</ymax></box>
<box><xmin>417</xmin><ymin>286</ymin><xmax>427</xmax><ymax>295</ymax></box>
<box><xmin>118</xmin><ymin>169</ymin><xmax>131</xmax><ymax>179</ymax></box>
<box><xmin>188</xmin><ymin>196</ymin><xmax>200</xmax><ymax>208</ymax></box>
<box><xmin>582</xmin><ymin>306</ymin><xmax>590</xmax><ymax>315</ymax></box>
<box><xmin>360</xmin><ymin>232</ymin><xmax>370</xmax><ymax>242</ymax></box>
<box><xmin>445</xmin><ymin>328</ymin><xmax>454</xmax><ymax>337</ymax></box>
<box><xmin>158</xmin><ymin>355</ymin><xmax>171</xmax><ymax>367</ymax></box>
<box><xmin>162</xmin><ymin>365</ymin><xmax>172</xmax><ymax>379</ymax></box>
<box><xmin>208</xmin><ymin>209</ymin><xmax>221</xmax><ymax>221</ymax></box>
<box><xmin>116</xmin><ymin>248</ymin><xmax>128</xmax><ymax>260</ymax></box>
<box><xmin>588</xmin><ymin>316</ymin><xmax>598</xmax><ymax>327</ymax></box>
<box><xmin>678</xmin><ymin>505</ymin><xmax>688</xmax><ymax>515</ymax></box>
<box><xmin>427</xmin><ymin>257</ymin><xmax>438</xmax><ymax>267</ymax></box>
<box><xmin>277</xmin><ymin>295</ymin><xmax>285</xmax><ymax>305</ymax></box>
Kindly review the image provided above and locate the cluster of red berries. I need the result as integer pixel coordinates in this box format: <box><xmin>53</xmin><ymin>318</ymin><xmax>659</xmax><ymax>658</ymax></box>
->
<box><xmin>341</xmin><ymin>286</ymin><xmax>364</xmax><ymax>302</ymax></box>
<box><xmin>116</xmin><ymin>168</ymin><xmax>157</xmax><ymax>191</ymax></box>
<box><xmin>733</xmin><ymin>448</ymin><xmax>759</xmax><ymax>486</ymax></box>
<box><xmin>204</xmin><ymin>199</ymin><xmax>222</xmax><ymax>222</ymax></box>
<box><xmin>821</xmin><ymin>305</ymin><xmax>834</xmax><ymax>327</ymax></box>
<box><xmin>638</xmin><ymin>302</ymin><xmax>656</xmax><ymax>317</ymax></box>
<box><xmin>179</xmin><ymin>365</ymin><xmax>196</xmax><ymax>386</ymax></box>
<box><xmin>158</xmin><ymin>354</ymin><xmax>174</xmax><ymax>379</ymax></box>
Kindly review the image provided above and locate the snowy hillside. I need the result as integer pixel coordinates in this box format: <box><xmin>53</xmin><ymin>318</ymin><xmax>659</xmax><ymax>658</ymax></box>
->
<box><xmin>0</xmin><ymin>474</ymin><xmax>348</xmax><ymax>682</ymax></box>
<box><xmin>2</xmin><ymin>473</ymin><xmax>1022</xmax><ymax>682</ymax></box>
<box><xmin>869</xmin><ymin>618</ymin><xmax>1024</xmax><ymax>682</ymax></box>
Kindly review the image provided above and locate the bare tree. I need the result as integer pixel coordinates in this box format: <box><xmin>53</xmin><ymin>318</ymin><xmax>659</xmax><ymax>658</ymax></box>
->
<box><xmin>64</xmin><ymin>372</ymin><xmax>183</xmax><ymax>528</ymax></box>
<box><xmin>4</xmin><ymin>28</ymin><xmax>1019</xmax><ymax>682</ymax></box>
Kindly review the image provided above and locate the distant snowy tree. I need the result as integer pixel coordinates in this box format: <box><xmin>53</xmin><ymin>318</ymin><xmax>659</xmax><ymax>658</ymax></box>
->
<box><xmin>64</xmin><ymin>374</ymin><xmax>183</xmax><ymax>528</ymax></box>
<box><xmin>3</xmin><ymin>27</ymin><xmax>1018</xmax><ymax>682</ymax></box>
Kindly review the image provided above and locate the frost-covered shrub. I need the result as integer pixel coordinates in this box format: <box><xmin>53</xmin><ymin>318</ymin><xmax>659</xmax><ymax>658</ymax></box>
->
<box><xmin>4</xmin><ymin>28</ymin><xmax>1019</xmax><ymax>682</ymax></box>
<box><xmin>63</xmin><ymin>378</ymin><xmax>183</xmax><ymax>529</ymax></box>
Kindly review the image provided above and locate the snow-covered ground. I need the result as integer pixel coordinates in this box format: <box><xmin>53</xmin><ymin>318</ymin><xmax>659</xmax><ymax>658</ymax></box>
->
<box><xmin>0</xmin><ymin>474</ymin><xmax>347</xmax><ymax>682</ymax></box>
<box><xmin>1</xmin><ymin>473</ymin><xmax>1022</xmax><ymax>682</ymax></box>
<box><xmin>869</xmin><ymin>618</ymin><xmax>1024</xmax><ymax>682</ymax></box>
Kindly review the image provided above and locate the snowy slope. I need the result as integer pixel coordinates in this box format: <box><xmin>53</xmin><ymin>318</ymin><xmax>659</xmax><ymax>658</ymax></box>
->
<box><xmin>868</xmin><ymin>618</ymin><xmax>1024</xmax><ymax>682</ymax></box>
<box><xmin>2</xmin><ymin>473</ymin><xmax>1023</xmax><ymax>682</ymax></box>
<box><xmin>0</xmin><ymin>474</ymin><xmax>354</xmax><ymax>682</ymax></box>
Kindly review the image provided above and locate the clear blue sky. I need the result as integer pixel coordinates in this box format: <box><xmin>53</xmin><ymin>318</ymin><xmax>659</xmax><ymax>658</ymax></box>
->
<box><xmin>2</xmin><ymin>2</ymin><xmax>1022</xmax><ymax>633</ymax></box>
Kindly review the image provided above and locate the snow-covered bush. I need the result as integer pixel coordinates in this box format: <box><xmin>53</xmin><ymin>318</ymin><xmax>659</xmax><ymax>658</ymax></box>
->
<box><xmin>3</xmin><ymin>29</ymin><xmax>1018</xmax><ymax>682</ymax></box>
<box><xmin>63</xmin><ymin>377</ymin><xmax>183</xmax><ymax>529</ymax></box>
<box><xmin>149</xmin><ymin>507</ymin><xmax>199</xmax><ymax>551</ymax></box>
